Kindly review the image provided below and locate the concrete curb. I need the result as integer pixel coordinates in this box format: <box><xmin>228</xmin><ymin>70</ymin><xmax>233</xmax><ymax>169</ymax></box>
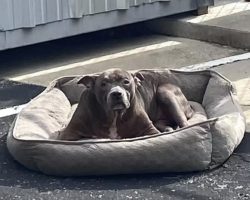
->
<box><xmin>146</xmin><ymin>18</ymin><xmax>250</xmax><ymax>50</ymax></box>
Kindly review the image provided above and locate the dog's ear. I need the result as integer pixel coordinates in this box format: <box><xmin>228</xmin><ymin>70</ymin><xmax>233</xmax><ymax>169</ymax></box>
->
<box><xmin>77</xmin><ymin>75</ymin><xmax>97</xmax><ymax>88</ymax></box>
<box><xmin>133</xmin><ymin>72</ymin><xmax>145</xmax><ymax>85</ymax></box>
<box><xmin>134</xmin><ymin>72</ymin><xmax>145</xmax><ymax>81</ymax></box>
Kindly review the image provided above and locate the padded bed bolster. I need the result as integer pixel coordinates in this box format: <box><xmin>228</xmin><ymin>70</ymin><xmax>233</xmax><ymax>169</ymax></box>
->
<box><xmin>13</xmin><ymin>88</ymin><xmax>71</xmax><ymax>140</ymax></box>
<box><xmin>170</xmin><ymin>70</ymin><xmax>210</xmax><ymax>103</ymax></box>
<box><xmin>6</xmin><ymin>69</ymin><xmax>246</xmax><ymax>176</ymax></box>
<box><xmin>8</xmin><ymin>124</ymin><xmax>212</xmax><ymax>176</ymax></box>
<box><xmin>7</xmin><ymin>101</ymin><xmax>211</xmax><ymax>176</ymax></box>
<box><xmin>202</xmin><ymin>72</ymin><xmax>246</xmax><ymax>168</ymax></box>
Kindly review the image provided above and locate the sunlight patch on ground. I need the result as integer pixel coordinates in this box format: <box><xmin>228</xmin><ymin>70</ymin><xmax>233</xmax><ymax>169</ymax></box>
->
<box><xmin>187</xmin><ymin>2</ymin><xmax>250</xmax><ymax>23</ymax></box>
<box><xmin>10</xmin><ymin>41</ymin><xmax>181</xmax><ymax>81</ymax></box>
<box><xmin>234</xmin><ymin>77</ymin><xmax>250</xmax><ymax>132</ymax></box>
<box><xmin>234</xmin><ymin>78</ymin><xmax>250</xmax><ymax>106</ymax></box>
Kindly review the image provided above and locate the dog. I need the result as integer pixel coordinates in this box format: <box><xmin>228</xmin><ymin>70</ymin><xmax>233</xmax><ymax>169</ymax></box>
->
<box><xmin>58</xmin><ymin>69</ymin><xmax>193</xmax><ymax>140</ymax></box>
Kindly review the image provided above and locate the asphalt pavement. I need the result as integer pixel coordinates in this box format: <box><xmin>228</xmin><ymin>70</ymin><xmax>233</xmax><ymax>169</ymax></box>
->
<box><xmin>0</xmin><ymin>1</ymin><xmax>250</xmax><ymax>199</ymax></box>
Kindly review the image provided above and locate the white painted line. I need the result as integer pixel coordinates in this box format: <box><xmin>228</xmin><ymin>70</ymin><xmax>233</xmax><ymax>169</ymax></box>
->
<box><xmin>0</xmin><ymin>104</ymin><xmax>27</xmax><ymax>118</ymax></box>
<box><xmin>186</xmin><ymin>2</ymin><xmax>250</xmax><ymax>23</ymax></box>
<box><xmin>10</xmin><ymin>41</ymin><xmax>181</xmax><ymax>81</ymax></box>
<box><xmin>180</xmin><ymin>52</ymin><xmax>250</xmax><ymax>71</ymax></box>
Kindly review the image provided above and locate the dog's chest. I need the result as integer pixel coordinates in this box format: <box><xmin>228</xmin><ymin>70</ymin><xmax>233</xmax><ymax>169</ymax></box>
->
<box><xmin>108</xmin><ymin>114</ymin><xmax>120</xmax><ymax>139</ymax></box>
<box><xmin>109</xmin><ymin>126</ymin><xmax>119</xmax><ymax>139</ymax></box>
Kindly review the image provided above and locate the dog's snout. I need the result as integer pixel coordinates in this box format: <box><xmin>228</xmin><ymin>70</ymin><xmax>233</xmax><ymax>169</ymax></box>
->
<box><xmin>107</xmin><ymin>86</ymin><xmax>130</xmax><ymax>110</ymax></box>
<box><xmin>111</xmin><ymin>91</ymin><xmax>122</xmax><ymax>99</ymax></box>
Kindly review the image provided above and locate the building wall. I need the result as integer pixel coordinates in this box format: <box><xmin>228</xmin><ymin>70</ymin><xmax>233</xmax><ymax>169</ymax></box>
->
<box><xmin>0</xmin><ymin>0</ymin><xmax>214</xmax><ymax>50</ymax></box>
<box><xmin>0</xmin><ymin>0</ymin><xmax>170</xmax><ymax>31</ymax></box>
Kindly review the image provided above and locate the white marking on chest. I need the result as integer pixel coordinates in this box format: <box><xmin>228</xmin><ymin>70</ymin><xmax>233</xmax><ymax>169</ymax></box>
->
<box><xmin>108</xmin><ymin>113</ymin><xmax>119</xmax><ymax>139</ymax></box>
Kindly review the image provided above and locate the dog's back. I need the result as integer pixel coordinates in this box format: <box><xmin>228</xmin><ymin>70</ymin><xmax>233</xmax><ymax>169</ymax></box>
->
<box><xmin>134</xmin><ymin>70</ymin><xmax>193</xmax><ymax>128</ymax></box>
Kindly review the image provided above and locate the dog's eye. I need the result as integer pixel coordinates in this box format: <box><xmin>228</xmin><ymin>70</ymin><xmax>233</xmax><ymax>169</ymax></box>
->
<box><xmin>123</xmin><ymin>79</ymin><xmax>130</xmax><ymax>85</ymax></box>
<box><xmin>101</xmin><ymin>82</ymin><xmax>106</xmax><ymax>87</ymax></box>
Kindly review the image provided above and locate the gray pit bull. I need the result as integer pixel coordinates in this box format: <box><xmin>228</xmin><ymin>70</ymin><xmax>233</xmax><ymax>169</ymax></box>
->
<box><xmin>58</xmin><ymin>69</ymin><xmax>193</xmax><ymax>140</ymax></box>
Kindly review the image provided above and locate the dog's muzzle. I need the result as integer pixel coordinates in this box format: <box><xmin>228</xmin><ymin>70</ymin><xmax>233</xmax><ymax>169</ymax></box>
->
<box><xmin>107</xmin><ymin>86</ymin><xmax>130</xmax><ymax>110</ymax></box>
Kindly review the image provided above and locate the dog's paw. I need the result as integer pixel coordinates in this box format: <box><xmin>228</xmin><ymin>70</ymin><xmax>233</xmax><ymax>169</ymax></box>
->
<box><xmin>163</xmin><ymin>127</ymin><xmax>174</xmax><ymax>133</ymax></box>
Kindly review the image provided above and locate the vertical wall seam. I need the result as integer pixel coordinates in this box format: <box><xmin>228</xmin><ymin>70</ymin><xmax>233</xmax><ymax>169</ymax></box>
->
<box><xmin>89</xmin><ymin>0</ymin><xmax>92</xmax><ymax>14</ymax></box>
<box><xmin>11</xmin><ymin>0</ymin><xmax>15</xmax><ymax>29</ymax></box>
<box><xmin>41</xmin><ymin>0</ymin><xmax>45</xmax><ymax>24</ymax></box>
<box><xmin>105</xmin><ymin>0</ymin><xmax>108</xmax><ymax>11</ymax></box>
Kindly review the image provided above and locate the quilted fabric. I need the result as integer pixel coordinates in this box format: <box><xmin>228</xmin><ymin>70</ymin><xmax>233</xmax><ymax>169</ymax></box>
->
<box><xmin>7</xmin><ymin>70</ymin><xmax>245</xmax><ymax>176</ymax></box>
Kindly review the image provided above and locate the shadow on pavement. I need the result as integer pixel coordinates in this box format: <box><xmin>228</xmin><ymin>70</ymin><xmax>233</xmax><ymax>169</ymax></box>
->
<box><xmin>0</xmin><ymin>23</ymin><xmax>150</xmax><ymax>79</ymax></box>
<box><xmin>236</xmin><ymin>133</ymin><xmax>250</xmax><ymax>154</ymax></box>
<box><xmin>0</xmin><ymin>79</ymin><xmax>45</xmax><ymax>109</ymax></box>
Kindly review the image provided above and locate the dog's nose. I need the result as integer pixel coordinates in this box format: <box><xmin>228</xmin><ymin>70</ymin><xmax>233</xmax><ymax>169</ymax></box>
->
<box><xmin>111</xmin><ymin>91</ymin><xmax>122</xmax><ymax>99</ymax></box>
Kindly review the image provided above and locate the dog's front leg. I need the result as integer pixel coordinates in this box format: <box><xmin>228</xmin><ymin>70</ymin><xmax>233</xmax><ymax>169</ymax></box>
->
<box><xmin>136</xmin><ymin>111</ymin><xmax>161</xmax><ymax>136</ymax></box>
<box><xmin>157</xmin><ymin>84</ymin><xmax>190</xmax><ymax>128</ymax></box>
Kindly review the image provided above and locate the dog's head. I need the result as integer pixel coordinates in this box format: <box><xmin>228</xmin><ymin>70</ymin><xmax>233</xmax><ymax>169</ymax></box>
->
<box><xmin>78</xmin><ymin>69</ymin><xmax>143</xmax><ymax>114</ymax></box>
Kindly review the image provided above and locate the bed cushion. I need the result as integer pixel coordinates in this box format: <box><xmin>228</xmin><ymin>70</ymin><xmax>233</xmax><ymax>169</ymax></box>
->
<box><xmin>7</xmin><ymin>69</ymin><xmax>246</xmax><ymax>176</ymax></box>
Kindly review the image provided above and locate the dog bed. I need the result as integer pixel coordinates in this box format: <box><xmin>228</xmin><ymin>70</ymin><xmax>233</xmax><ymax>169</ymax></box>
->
<box><xmin>7</xmin><ymin>69</ymin><xmax>245</xmax><ymax>176</ymax></box>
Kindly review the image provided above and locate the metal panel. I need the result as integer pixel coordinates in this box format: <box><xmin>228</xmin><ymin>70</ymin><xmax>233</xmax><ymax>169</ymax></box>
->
<box><xmin>129</xmin><ymin>0</ymin><xmax>136</xmax><ymax>7</ymax></box>
<box><xmin>0</xmin><ymin>0</ymin><xmax>14</xmax><ymax>30</ymax></box>
<box><xmin>0</xmin><ymin>0</ymin><xmax>172</xmax><ymax>31</ymax></box>
<box><xmin>151</xmin><ymin>0</ymin><xmax>171</xmax><ymax>2</ymax></box>
<box><xmin>45</xmin><ymin>0</ymin><xmax>63</xmax><ymax>23</ymax></box>
<box><xmin>13</xmin><ymin>0</ymin><xmax>36</xmax><ymax>28</ymax></box>
<box><xmin>136</xmin><ymin>0</ymin><xmax>149</xmax><ymax>5</ymax></box>
<box><xmin>107</xmin><ymin>0</ymin><xmax>117</xmax><ymax>11</ymax></box>
<box><xmin>116</xmin><ymin>0</ymin><xmax>130</xmax><ymax>9</ymax></box>
<box><xmin>0</xmin><ymin>0</ymin><xmax>214</xmax><ymax>51</ymax></box>
<box><xmin>34</xmin><ymin>0</ymin><xmax>47</xmax><ymax>25</ymax></box>
<box><xmin>92</xmin><ymin>0</ymin><xmax>106</xmax><ymax>13</ymax></box>
<box><xmin>129</xmin><ymin>0</ymin><xmax>170</xmax><ymax>7</ymax></box>
<box><xmin>0</xmin><ymin>31</ymin><xmax>5</xmax><ymax>49</ymax></box>
<box><xmin>68</xmin><ymin>0</ymin><xmax>88</xmax><ymax>18</ymax></box>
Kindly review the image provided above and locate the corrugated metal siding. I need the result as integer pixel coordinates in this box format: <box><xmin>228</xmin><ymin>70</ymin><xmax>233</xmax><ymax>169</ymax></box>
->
<box><xmin>0</xmin><ymin>0</ymin><xmax>170</xmax><ymax>31</ymax></box>
<box><xmin>0</xmin><ymin>0</ymin><xmax>214</xmax><ymax>51</ymax></box>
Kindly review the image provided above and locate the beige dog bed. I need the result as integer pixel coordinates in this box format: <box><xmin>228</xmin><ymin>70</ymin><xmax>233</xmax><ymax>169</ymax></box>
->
<box><xmin>7</xmin><ymin>69</ymin><xmax>245</xmax><ymax>176</ymax></box>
